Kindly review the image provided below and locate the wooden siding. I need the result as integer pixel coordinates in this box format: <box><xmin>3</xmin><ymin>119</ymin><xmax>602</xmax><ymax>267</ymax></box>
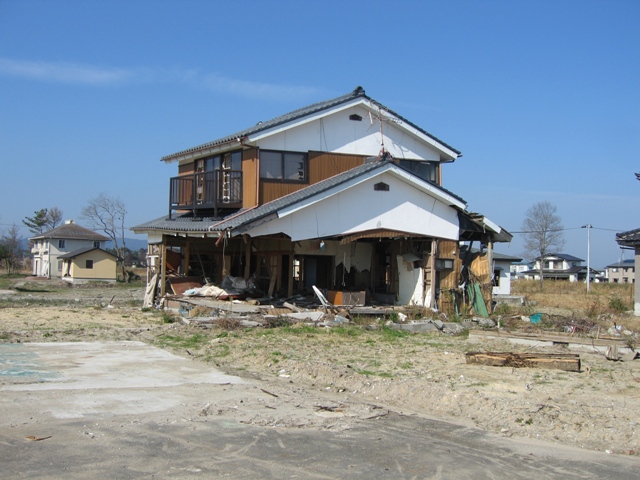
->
<box><xmin>436</xmin><ymin>239</ymin><xmax>461</xmax><ymax>315</ymax></box>
<box><xmin>242</xmin><ymin>147</ymin><xmax>258</xmax><ymax>208</ymax></box>
<box><xmin>260</xmin><ymin>151</ymin><xmax>366</xmax><ymax>204</ymax></box>
<box><xmin>178</xmin><ymin>162</ymin><xmax>194</xmax><ymax>176</ymax></box>
<box><xmin>307</xmin><ymin>151</ymin><xmax>365</xmax><ymax>183</ymax></box>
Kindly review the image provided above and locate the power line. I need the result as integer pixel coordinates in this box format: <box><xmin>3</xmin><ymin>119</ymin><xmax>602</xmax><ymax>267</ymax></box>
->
<box><xmin>510</xmin><ymin>226</ymin><xmax>627</xmax><ymax>234</ymax></box>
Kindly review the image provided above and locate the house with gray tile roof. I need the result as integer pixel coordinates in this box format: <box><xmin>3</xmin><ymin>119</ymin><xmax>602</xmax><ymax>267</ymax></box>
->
<box><xmin>605</xmin><ymin>258</ymin><xmax>634</xmax><ymax>284</ymax></box>
<box><xmin>30</xmin><ymin>220</ymin><xmax>109</xmax><ymax>279</ymax></box>
<box><xmin>521</xmin><ymin>253</ymin><xmax>597</xmax><ymax>283</ymax></box>
<box><xmin>133</xmin><ymin>87</ymin><xmax>511</xmax><ymax>314</ymax></box>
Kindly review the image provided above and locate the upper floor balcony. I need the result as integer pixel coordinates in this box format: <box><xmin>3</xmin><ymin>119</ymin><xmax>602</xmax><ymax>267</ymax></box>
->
<box><xmin>169</xmin><ymin>170</ymin><xmax>242</xmax><ymax>218</ymax></box>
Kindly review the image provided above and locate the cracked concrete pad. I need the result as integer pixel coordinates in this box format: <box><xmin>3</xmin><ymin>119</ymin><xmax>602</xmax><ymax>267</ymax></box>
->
<box><xmin>0</xmin><ymin>341</ymin><xmax>243</xmax><ymax>419</ymax></box>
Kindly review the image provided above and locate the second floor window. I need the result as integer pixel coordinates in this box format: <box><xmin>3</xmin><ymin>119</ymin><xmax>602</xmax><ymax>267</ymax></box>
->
<box><xmin>93</xmin><ymin>241</ymin><xmax>101</xmax><ymax>248</ymax></box>
<box><xmin>260</xmin><ymin>150</ymin><xmax>307</xmax><ymax>182</ymax></box>
<box><xmin>58</xmin><ymin>239</ymin><xmax>66</xmax><ymax>249</ymax></box>
<box><xmin>399</xmin><ymin>160</ymin><xmax>437</xmax><ymax>183</ymax></box>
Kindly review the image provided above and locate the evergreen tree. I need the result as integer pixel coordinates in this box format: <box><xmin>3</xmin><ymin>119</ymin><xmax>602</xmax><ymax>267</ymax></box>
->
<box><xmin>23</xmin><ymin>209</ymin><xmax>49</xmax><ymax>235</ymax></box>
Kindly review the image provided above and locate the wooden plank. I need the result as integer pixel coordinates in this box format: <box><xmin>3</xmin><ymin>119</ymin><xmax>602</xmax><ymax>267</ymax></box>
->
<box><xmin>168</xmin><ymin>276</ymin><xmax>203</xmax><ymax>295</ymax></box>
<box><xmin>465</xmin><ymin>351</ymin><xmax>581</xmax><ymax>372</ymax></box>
<box><xmin>469</xmin><ymin>329</ymin><xmax>631</xmax><ymax>347</ymax></box>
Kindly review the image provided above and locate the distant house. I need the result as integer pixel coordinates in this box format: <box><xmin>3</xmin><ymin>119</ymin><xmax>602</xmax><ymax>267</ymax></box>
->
<box><xmin>492</xmin><ymin>252</ymin><xmax>523</xmax><ymax>296</ymax></box>
<box><xmin>30</xmin><ymin>220</ymin><xmax>110</xmax><ymax>279</ymax></box>
<box><xmin>615</xmin><ymin>228</ymin><xmax>640</xmax><ymax>315</ymax></box>
<box><xmin>522</xmin><ymin>253</ymin><xmax>597</xmax><ymax>282</ymax></box>
<box><xmin>58</xmin><ymin>247</ymin><xmax>118</xmax><ymax>284</ymax></box>
<box><xmin>605</xmin><ymin>259</ymin><xmax>635</xmax><ymax>284</ymax></box>
<box><xmin>510</xmin><ymin>260</ymin><xmax>532</xmax><ymax>279</ymax></box>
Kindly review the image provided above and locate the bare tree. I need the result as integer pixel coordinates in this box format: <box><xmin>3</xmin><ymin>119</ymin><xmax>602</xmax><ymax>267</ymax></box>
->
<box><xmin>45</xmin><ymin>207</ymin><xmax>63</xmax><ymax>229</ymax></box>
<box><xmin>521</xmin><ymin>201</ymin><xmax>565</xmax><ymax>288</ymax></box>
<box><xmin>0</xmin><ymin>224</ymin><xmax>24</xmax><ymax>274</ymax></box>
<box><xmin>81</xmin><ymin>193</ymin><xmax>128</xmax><ymax>281</ymax></box>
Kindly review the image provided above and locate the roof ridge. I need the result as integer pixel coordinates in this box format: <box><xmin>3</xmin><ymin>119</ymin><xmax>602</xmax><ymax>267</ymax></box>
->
<box><xmin>161</xmin><ymin>86</ymin><xmax>460</xmax><ymax>161</ymax></box>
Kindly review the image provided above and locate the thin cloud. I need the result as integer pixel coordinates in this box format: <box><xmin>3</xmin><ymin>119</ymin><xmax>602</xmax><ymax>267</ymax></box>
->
<box><xmin>200</xmin><ymin>73</ymin><xmax>319</xmax><ymax>101</ymax></box>
<box><xmin>0</xmin><ymin>58</ymin><xmax>133</xmax><ymax>85</ymax></box>
<box><xmin>0</xmin><ymin>58</ymin><xmax>319</xmax><ymax>101</ymax></box>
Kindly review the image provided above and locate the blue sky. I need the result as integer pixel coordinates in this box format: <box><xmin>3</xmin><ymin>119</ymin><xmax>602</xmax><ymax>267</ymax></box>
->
<box><xmin>0</xmin><ymin>0</ymin><xmax>638</xmax><ymax>268</ymax></box>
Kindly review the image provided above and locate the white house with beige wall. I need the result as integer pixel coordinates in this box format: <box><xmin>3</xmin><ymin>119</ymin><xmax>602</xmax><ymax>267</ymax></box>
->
<box><xmin>30</xmin><ymin>220</ymin><xmax>109</xmax><ymax>279</ymax></box>
<box><xmin>58</xmin><ymin>247</ymin><xmax>117</xmax><ymax>284</ymax></box>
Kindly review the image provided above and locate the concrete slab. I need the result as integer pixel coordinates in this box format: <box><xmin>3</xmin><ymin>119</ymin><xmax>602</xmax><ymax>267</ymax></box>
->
<box><xmin>0</xmin><ymin>341</ymin><xmax>243</xmax><ymax>419</ymax></box>
<box><xmin>2</xmin><ymin>341</ymin><xmax>640</xmax><ymax>478</ymax></box>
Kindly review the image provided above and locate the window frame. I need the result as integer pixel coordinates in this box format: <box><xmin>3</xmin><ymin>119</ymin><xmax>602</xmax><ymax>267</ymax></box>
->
<box><xmin>398</xmin><ymin>159</ymin><xmax>438</xmax><ymax>184</ymax></box>
<box><xmin>58</xmin><ymin>239</ymin><xmax>66</xmax><ymax>249</ymax></box>
<box><xmin>85</xmin><ymin>259</ymin><xmax>94</xmax><ymax>269</ymax></box>
<box><xmin>259</xmin><ymin>149</ymin><xmax>308</xmax><ymax>183</ymax></box>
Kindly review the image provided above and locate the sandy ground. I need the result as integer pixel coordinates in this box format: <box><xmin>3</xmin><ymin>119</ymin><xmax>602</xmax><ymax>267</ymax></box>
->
<box><xmin>2</xmin><ymin>281</ymin><xmax>640</xmax><ymax>458</ymax></box>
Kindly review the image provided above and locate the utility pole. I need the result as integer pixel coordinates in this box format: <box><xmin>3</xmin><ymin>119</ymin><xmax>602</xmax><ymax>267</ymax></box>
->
<box><xmin>582</xmin><ymin>224</ymin><xmax>592</xmax><ymax>293</ymax></box>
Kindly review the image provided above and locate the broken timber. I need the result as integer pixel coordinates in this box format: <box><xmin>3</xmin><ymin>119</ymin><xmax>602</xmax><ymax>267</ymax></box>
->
<box><xmin>465</xmin><ymin>352</ymin><xmax>581</xmax><ymax>372</ymax></box>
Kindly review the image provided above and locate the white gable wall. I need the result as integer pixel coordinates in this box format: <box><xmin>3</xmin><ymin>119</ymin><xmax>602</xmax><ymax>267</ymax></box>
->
<box><xmin>242</xmin><ymin>171</ymin><xmax>459</xmax><ymax>241</ymax></box>
<box><xmin>493</xmin><ymin>259</ymin><xmax>513</xmax><ymax>296</ymax></box>
<box><xmin>253</xmin><ymin>105</ymin><xmax>443</xmax><ymax>161</ymax></box>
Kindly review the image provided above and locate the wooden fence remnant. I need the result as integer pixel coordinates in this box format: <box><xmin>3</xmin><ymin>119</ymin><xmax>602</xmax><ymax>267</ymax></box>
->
<box><xmin>465</xmin><ymin>351</ymin><xmax>581</xmax><ymax>372</ymax></box>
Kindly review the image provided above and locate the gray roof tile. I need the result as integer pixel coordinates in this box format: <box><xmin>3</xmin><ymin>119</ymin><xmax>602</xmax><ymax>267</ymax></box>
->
<box><xmin>30</xmin><ymin>222</ymin><xmax>109</xmax><ymax>241</ymax></box>
<box><xmin>58</xmin><ymin>246</ymin><xmax>118</xmax><ymax>259</ymax></box>
<box><xmin>132</xmin><ymin>159</ymin><xmax>468</xmax><ymax>234</ymax></box>
<box><xmin>162</xmin><ymin>87</ymin><xmax>461</xmax><ymax>161</ymax></box>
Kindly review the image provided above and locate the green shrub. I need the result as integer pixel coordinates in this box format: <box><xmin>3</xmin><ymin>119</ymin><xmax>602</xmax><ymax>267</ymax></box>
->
<box><xmin>609</xmin><ymin>296</ymin><xmax>628</xmax><ymax>313</ymax></box>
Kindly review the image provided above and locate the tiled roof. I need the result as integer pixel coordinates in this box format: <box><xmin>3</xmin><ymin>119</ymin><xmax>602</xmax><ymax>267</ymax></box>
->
<box><xmin>492</xmin><ymin>252</ymin><xmax>523</xmax><ymax>262</ymax></box>
<box><xmin>132</xmin><ymin>159</ymin><xmax>468</xmax><ymax>234</ymax></box>
<box><xmin>58</xmin><ymin>247</ymin><xmax>118</xmax><ymax>259</ymax></box>
<box><xmin>30</xmin><ymin>222</ymin><xmax>109</xmax><ymax>241</ymax></box>
<box><xmin>534</xmin><ymin>253</ymin><xmax>584</xmax><ymax>262</ymax></box>
<box><xmin>605</xmin><ymin>259</ymin><xmax>635</xmax><ymax>268</ymax></box>
<box><xmin>616</xmin><ymin>227</ymin><xmax>640</xmax><ymax>247</ymax></box>
<box><xmin>161</xmin><ymin>86</ymin><xmax>461</xmax><ymax>162</ymax></box>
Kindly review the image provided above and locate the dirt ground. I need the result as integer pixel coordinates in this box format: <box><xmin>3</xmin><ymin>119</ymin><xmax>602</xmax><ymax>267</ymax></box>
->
<box><xmin>2</xmin><ymin>280</ymin><xmax>640</xmax><ymax>458</ymax></box>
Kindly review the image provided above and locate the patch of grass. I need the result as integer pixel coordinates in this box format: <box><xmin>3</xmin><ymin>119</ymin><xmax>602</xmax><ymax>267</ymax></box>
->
<box><xmin>493</xmin><ymin>303</ymin><xmax>512</xmax><ymax>315</ymax></box>
<box><xmin>161</xmin><ymin>312</ymin><xmax>177</xmax><ymax>324</ymax></box>
<box><xmin>609</xmin><ymin>296</ymin><xmax>629</xmax><ymax>313</ymax></box>
<box><xmin>209</xmin><ymin>344</ymin><xmax>230</xmax><ymax>357</ymax></box>
<box><xmin>330</xmin><ymin>326</ymin><xmax>362</xmax><ymax>337</ymax></box>
<box><xmin>282</xmin><ymin>324</ymin><xmax>318</xmax><ymax>335</ymax></box>
<box><xmin>156</xmin><ymin>333</ymin><xmax>208</xmax><ymax>350</ymax></box>
<box><xmin>381</xmin><ymin>326</ymin><xmax>410</xmax><ymax>341</ymax></box>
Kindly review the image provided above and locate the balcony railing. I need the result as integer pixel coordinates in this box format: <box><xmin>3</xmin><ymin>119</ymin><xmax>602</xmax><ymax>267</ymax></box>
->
<box><xmin>169</xmin><ymin>170</ymin><xmax>242</xmax><ymax>217</ymax></box>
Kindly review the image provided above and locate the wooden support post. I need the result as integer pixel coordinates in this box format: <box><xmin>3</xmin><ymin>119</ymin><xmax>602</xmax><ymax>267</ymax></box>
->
<box><xmin>160</xmin><ymin>240</ymin><xmax>167</xmax><ymax>297</ymax></box>
<box><xmin>429</xmin><ymin>240</ymin><xmax>437</xmax><ymax>309</ymax></box>
<box><xmin>487</xmin><ymin>238</ymin><xmax>494</xmax><ymax>309</ymax></box>
<box><xmin>243</xmin><ymin>235</ymin><xmax>251</xmax><ymax>279</ymax></box>
<box><xmin>287</xmin><ymin>244</ymin><xmax>294</xmax><ymax>298</ymax></box>
<box><xmin>183</xmin><ymin>242</ymin><xmax>190</xmax><ymax>276</ymax></box>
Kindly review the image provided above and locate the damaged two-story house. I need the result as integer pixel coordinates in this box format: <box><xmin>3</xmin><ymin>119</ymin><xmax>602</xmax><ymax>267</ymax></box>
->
<box><xmin>132</xmin><ymin>87</ymin><xmax>511</xmax><ymax>315</ymax></box>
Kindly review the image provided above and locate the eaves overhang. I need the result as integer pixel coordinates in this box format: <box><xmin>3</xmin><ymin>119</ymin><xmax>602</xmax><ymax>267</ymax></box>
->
<box><xmin>160</xmin><ymin>86</ymin><xmax>462</xmax><ymax>165</ymax></box>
